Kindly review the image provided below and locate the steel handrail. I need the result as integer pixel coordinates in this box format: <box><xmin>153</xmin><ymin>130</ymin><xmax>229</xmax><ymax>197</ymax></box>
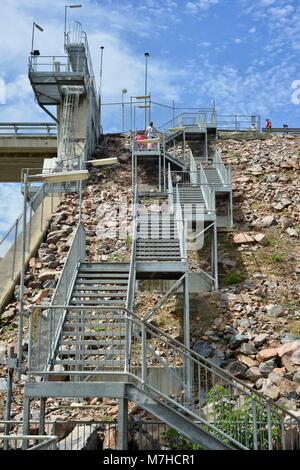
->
<box><xmin>28</xmin><ymin>305</ymin><xmax>300</xmax><ymax>450</ymax></box>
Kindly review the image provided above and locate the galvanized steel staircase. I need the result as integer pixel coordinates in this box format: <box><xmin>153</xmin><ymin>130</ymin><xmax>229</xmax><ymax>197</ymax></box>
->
<box><xmin>136</xmin><ymin>213</ymin><xmax>181</xmax><ymax>262</ymax></box>
<box><xmin>52</xmin><ymin>263</ymin><xmax>130</xmax><ymax>371</ymax></box>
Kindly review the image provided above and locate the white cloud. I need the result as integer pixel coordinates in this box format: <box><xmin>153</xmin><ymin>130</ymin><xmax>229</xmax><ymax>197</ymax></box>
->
<box><xmin>186</xmin><ymin>0</ymin><xmax>219</xmax><ymax>14</ymax></box>
<box><xmin>249</xmin><ymin>27</ymin><xmax>256</xmax><ymax>33</ymax></box>
<box><xmin>234</xmin><ymin>38</ymin><xmax>242</xmax><ymax>44</ymax></box>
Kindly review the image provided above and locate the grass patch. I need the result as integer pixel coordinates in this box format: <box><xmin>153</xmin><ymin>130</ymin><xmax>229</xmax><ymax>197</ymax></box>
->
<box><xmin>224</xmin><ymin>272</ymin><xmax>241</xmax><ymax>285</ymax></box>
<box><xmin>271</xmin><ymin>254</ymin><xmax>284</xmax><ymax>263</ymax></box>
<box><xmin>266</xmin><ymin>238</ymin><xmax>277</xmax><ymax>247</ymax></box>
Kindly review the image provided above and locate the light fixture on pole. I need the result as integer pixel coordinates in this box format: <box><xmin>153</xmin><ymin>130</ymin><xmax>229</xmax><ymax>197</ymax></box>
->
<box><xmin>64</xmin><ymin>4</ymin><xmax>82</xmax><ymax>45</ymax></box>
<box><xmin>144</xmin><ymin>52</ymin><xmax>150</xmax><ymax>131</ymax></box>
<box><xmin>121</xmin><ymin>88</ymin><xmax>127</xmax><ymax>133</ymax></box>
<box><xmin>31</xmin><ymin>22</ymin><xmax>44</xmax><ymax>55</ymax></box>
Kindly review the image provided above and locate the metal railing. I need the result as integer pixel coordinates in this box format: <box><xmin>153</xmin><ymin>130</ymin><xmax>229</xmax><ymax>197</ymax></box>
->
<box><xmin>198</xmin><ymin>165</ymin><xmax>215</xmax><ymax>214</ymax></box>
<box><xmin>217</xmin><ymin>115</ymin><xmax>261</xmax><ymax>132</ymax></box>
<box><xmin>27</xmin><ymin>306</ymin><xmax>300</xmax><ymax>450</ymax></box>
<box><xmin>0</xmin><ymin>182</ymin><xmax>62</xmax><ymax>283</ymax></box>
<box><xmin>132</xmin><ymin>137</ymin><xmax>161</xmax><ymax>153</ymax></box>
<box><xmin>213</xmin><ymin>149</ymin><xmax>231</xmax><ymax>186</ymax></box>
<box><xmin>28</xmin><ymin>55</ymin><xmax>86</xmax><ymax>74</ymax></box>
<box><xmin>167</xmin><ymin>164</ymin><xmax>174</xmax><ymax>214</ymax></box>
<box><xmin>159</xmin><ymin>111</ymin><xmax>216</xmax><ymax>133</ymax></box>
<box><xmin>125</xmin><ymin>185</ymin><xmax>137</xmax><ymax>371</ymax></box>
<box><xmin>1</xmin><ymin>419</ymin><xmax>192</xmax><ymax>450</ymax></box>
<box><xmin>28</xmin><ymin>222</ymin><xmax>85</xmax><ymax>373</ymax></box>
<box><xmin>175</xmin><ymin>185</ymin><xmax>186</xmax><ymax>261</ymax></box>
<box><xmin>190</xmin><ymin>153</ymin><xmax>198</xmax><ymax>185</ymax></box>
<box><xmin>0</xmin><ymin>435</ymin><xmax>58</xmax><ymax>450</ymax></box>
<box><xmin>0</xmin><ymin>123</ymin><xmax>56</xmax><ymax>136</ymax></box>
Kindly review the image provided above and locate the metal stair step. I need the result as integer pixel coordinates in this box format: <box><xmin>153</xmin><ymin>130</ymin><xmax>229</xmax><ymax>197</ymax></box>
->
<box><xmin>60</xmin><ymin>339</ymin><xmax>126</xmax><ymax>346</ymax></box>
<box><xmin>75</xmin><ymin>279</ymin><xmax>128</xmax><ymax>285</ymax></box>
<box><xmin>77</xmin><ymin>273</ymin><xmax>129</xmax><ymax>279</ymax></box>
<box><xmin>73</xmin><ymin>285</ymin><xmax>128</xmax><ymax>291</ymax></box>
<box><xmin>57</xmin><ymin>349</ymin><xmax>126</xmax><ymax>356</ymax></box>
<box><xmin>61</xmin><ymin>331</ymin><xmax>126</xmax><ymax>337</ymax></box>
<box><xmin>71</xmin><ymin>292</ymin><xmax>127</xmax><ymax>298</ymax></box>
<box><xmin>70</xmin><ymin>299</ymin><xmax>126</xmax><ymax>305</ymax></box>
<box><xmin>53</xmin><ymin>359</ymin><xmax>124</xmax><ymax>367</ymax></box>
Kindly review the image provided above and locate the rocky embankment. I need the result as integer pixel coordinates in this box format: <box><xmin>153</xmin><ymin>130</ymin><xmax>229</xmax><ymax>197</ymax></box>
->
<box><xmin>191</xmin><ymin>134</ymin><xmax>300</xmax><ymax>413</ymax></box>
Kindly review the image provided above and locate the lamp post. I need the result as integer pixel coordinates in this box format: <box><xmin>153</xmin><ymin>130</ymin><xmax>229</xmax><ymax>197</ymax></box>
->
<box><xmin>64</xmin><ymin>4</ymin><xmax>82</xmax><ymax>45</ymax></box>
<box><xmin>31</xmin><ymin>22</ymin><xmax>44</xmax><ymax>55</ymax></box>
<box><xmin>122</xmin><ymin>89</ymin><xmax>127</xmax><ymax>133</ymax></box>
<box><xmin>144</xmin><ymin>52</ymin><xmax>150</xmax><ymax>131</ymax></box>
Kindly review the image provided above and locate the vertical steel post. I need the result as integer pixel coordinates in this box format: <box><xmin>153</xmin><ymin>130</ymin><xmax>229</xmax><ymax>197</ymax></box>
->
<box><xmin>22</xmin><ymin>397</ymin><xmax>30</xmax><ymax>450</ymax></box>
<box><xmin>213</xmin><ymin>221</ymin><xmax>218</xmax><ymax>290</ymax></box>
<box><xmin>17</xmin><ymin>170</ymin><xmax>28</xmax><ymax>380</ymax></box>
<box><xmin>39</xmin><ymin>398</ymin><xmax>46</xmax><ymax>435</ymax></box>
<box><xmin>144</xmin><ymin>53</ymin><xmax>149</xmax><ymax>131</ymax></box>
<box><xmin>4</xmin><ymin>347</ymin><xmax>15</xmax><ymax>450</ymax></box>
<box><xmin>183</xmin><ymin>275</ymin><xmax>191</xmax><ymax>400</ymax></box>
<box><xmin>117</xmin><ymin>398</ymin><xmax>128</xmax><ymax>450</ymax></box>
<box><xmin>141</xmin><ymin>323</ymin><xmax>147</xmax><ymax>383</ymax></box>
<box><xmin>11</xmin><ymin>219</ymin><xmax>19</xmax><ymax>280</ymax></box>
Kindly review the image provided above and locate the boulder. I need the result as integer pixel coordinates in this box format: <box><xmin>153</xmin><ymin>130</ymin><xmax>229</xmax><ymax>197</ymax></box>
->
<box><xmin>226</xmin><ymin>361</ymin><xmax>248</xmax><ymax>378</ymax></box>
<box><xmin>259</xmin><ymin>359</ymin><xmax>277</xmax><ymax>376</ymax></box>
<box><xmin>256</xmin><ymin>348</ymin><xmax>278</xmax><ymax>363</ymax></box>
<box><xmin>193</xmin><ymin>340</ymin><xmax>214</xmax><ymax>358</ymax></box>
<box><xmin>291</xmin><ymin>349</ymin><xmax>300</xmax><ymax>366</ymax></box>
<box><xmin>254</xmin><ymin>334</ymin><xmax>268</xmax><ymax>347</ymax></box>
<box><xmin>293</xmin><ymin>370</ymin><xmax>300</xmax><ymax>385</ymax></box>
<box><xmin>233</xmin><ymin>233</ymin><xmax>254</xmax><ymax>244</ymax></box>
<box><xmin>229</xmin><ymin>334</ymin><xmax>249</xmax><ymax>350</ymax></box>
<box><xmin>245</xmin><ymin>367</ymin><xmax>262</xmax><ymax>382</ymax></box>
<box><xmin>265</xmin><ymin>304</ymin><xmax>284</xmax><ymax>318</ymax></box>
<box><xmin>276</xmin><ymin>341</ymin><xmax>300</xmax><ymax>358</ymax></box>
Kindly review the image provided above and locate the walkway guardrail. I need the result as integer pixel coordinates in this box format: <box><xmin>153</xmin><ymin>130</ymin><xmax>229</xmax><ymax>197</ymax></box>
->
<box><xmin>198</xmin><ymin>165</ymin><xmax>215</xmax><ymax>214</ymax></box>
<box><xmin>217</xmin><ymin>115</ymin><xmax>261</xmax><ymax>131</ymax></box>
<box><xmin>175</xmin><ymin>185</ymin><xmax>186</xmax><ymax>261</ymax></box>
<box><xmin>159</xmin><ymin>111</ymin><xmax>216</xmax><ymax>134</ymax></box>
<box><xmin>167</xmin><ymin>164</ymin><xmax>174</xmax><ymax>214</ymax></box>
<box><xmin>0</xmin><ymin>434</ymin><xmax>58</xmax><ymax>450</ymax></box>
<box><xmin>0</xmin><ymin>182</ymin><xmax>62</xmax><ymax>283</ymax></box>
<box><xmin>28</xmin><ymin>223</ymin><xmax>85</xmax><ymax>373</ymax></box>
<box><xmin>213</xmin><ymin>149</ymin><xmax>231</xmax><ymax>186</ymax></box>
<box><xmin>1</xmin><ymin>419</ymin><xmax>189</xmax><ymax>451</ymax></box>
<box><xmin>0</xmin><ymin>123</ymin><xmax>56</xmax><ymax>136</ymax></box>
<box><xmin>27</xmin><ymin>306</ymin><xmax>300</xmax><ymax>450</ymax></box>
<box><xmin>28</xmin><ymin>55</ymin><xmax>86</xmax><ymax>74</ymax></box>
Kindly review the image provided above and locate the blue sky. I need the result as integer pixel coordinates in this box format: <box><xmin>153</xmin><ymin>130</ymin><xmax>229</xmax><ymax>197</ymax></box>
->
<box><xmin>0</xmin><ymin>0</ymin><xmax>299</xmax><ymax>235</ymax></box>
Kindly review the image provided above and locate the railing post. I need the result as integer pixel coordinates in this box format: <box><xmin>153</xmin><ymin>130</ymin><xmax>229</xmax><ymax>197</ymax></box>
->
<box><xmin>17</xmin><ymin>170</ymin><xmax>28</xmax><ymax>380</ymax></box>
<box><xmin>11</xmin><ymin>218</ymin><xmax>19</xmax><ymax>280</ymax></box>
<box><xmin>252</xmin><ymin>397</ymin><xmax>258</xmax><ymax>450</ymax></box>
<box><xmin>141</xmin><ymin>322</ymin><xmax>147</xmax><ymax>384</ymax></box>
<box><xmin>267</xmin><ymin>403</ymin><xmax>273</xmax><ymax>450</ymax></box>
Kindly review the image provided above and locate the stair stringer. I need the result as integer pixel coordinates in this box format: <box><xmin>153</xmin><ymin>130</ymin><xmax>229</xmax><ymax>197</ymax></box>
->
<box><xmin>125</xmin><ymin>384</ymin><xmax>234</xmax><ymax>450</ymax></box>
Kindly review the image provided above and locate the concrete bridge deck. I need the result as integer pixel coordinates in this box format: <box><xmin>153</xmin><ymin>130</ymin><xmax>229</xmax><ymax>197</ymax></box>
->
<box><xmin>0</xmin><ymin>135</ymin><xmax>57</xmax><ymax>182</ymax></box>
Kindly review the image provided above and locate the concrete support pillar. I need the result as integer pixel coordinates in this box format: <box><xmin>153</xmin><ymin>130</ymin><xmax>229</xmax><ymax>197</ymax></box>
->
<box><xmin>117</xmin><ymin>398</ymin><xmax>128</xmax><ymax>450</ymax></box>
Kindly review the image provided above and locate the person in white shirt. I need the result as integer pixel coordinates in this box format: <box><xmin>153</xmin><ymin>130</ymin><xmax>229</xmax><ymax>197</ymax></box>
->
<box><xmin>146</xmin><ymin>121</ymin><xmax>157</xmax><ymax>149</ymax></box>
